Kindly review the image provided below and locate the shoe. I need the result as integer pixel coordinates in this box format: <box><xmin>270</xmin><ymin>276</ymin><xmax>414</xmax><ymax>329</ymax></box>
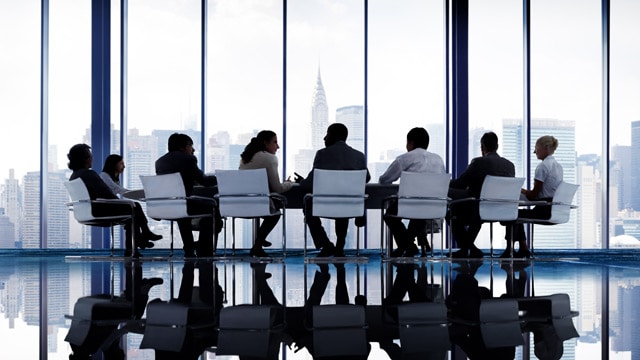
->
<box><xmin>403</xmin><ymin>244</ymin><xmax>419</xmax><ymax>258</ymax></box>
<box><xmin>138</xmin><ymin>241</ymin><xmax>154</xmax><ymax>250</ymax></box>
<box><xmin>249</xmin><ymin>247</ymin><xmax>269</xmax><ymax>258</ymax></box>
<box><xmin>141</xmin><ymin>231</ymin><xmax>163</xmax><ymax>241</ymax></box>
<box><xmin>261</xmin><ymin>240</ymin><xmax>272</xmax><ymax>248</ymax></box>
<box><xmin>124</xmin><ymin>250</ymin><xmax>142</xmax><ymax>258</ymax></box>
<box><xmin>452</xmin><ymin>249</ymin><xmax>468</xmax><ymax>259</ymax></box>
<box><xmin>390</xmin><ymin>248</ymin><xmax>405</xmax><ymax>258</ymax></box>
<box><xmin>515</xmin><ymin>248</ymin><xmax>531</xmax><ymax>258</ymax></box>
<box><xmin>499</xmin><ymin>249</ymin><xmax>514</xmax><ymax>258</ymax></box>
<box><xmin>469</xmin><ymin>247</ymin><xmax>484</xmax><ymax>259</ymax></box>
<box><xmin>317</xmin><ymin>243</ymin><xmax>335</xmax><ymax>257</ymax></box>
<box><xmin>334</xmin><ymin>247</ymin><xmax>345</xmax><ymax>257</ymax></box>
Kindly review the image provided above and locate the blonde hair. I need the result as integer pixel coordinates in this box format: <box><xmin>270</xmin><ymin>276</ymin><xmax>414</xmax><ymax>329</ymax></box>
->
<box><xmin>536</xmin><ymin>135</ymin><xmax>558</xmax><ymax>154</ymax></box>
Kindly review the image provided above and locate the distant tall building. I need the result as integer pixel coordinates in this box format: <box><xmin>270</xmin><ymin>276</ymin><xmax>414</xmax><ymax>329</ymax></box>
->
<box><xmin>207</xmin><ymin>131</ymin><xmax>232</xmax><ymax>171</ymax></box>
<box><xmin>22</xmin><ymin>171</ymin><xmax>69</xmax><ymax>249</ymax></box>
<box><xmin>630</xmin><ymin>120</ymin><xmax>640</xmax><ymax>211</ymax></box>
<box><xmin>611</xmin><ymin>145</ymin><xmax>631</xmax><ymax>210</ymax></box>
<box><xmin>1</xmin><ymin>169</ymin><xmax>21</xmax><ymax>243</ymax></box>
<box><xmin>126</xmin><ymin>129</ymin><xmax>160</xmax><ymax>189</ymax></box>
<box><xmin>502</xmin><ymin>118</ymin><xmax>577</xmax><ymax>249</ymax></box>
<box><xmin>0</xmin><ymin>208</ymin><xmax>15</xmax><ymax>248</ymax></box>
<box><xmin>311</xmin><ymin>69</ymin><xmax>329</xmax><ymax>150</ymax></box>
<box><xmin>336</xmin><ymin>106</ymin><xmax>364</xmax><ymax>153</ymax></box>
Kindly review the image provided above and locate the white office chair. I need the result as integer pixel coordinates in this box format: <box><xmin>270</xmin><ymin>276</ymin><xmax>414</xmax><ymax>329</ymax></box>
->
<box><xmin>140</xmin><ymin>173</ymin><xmax>216</xmax><ymax>257</ymax></box>
<box><xmin>450</xmin><ymin>176</ymin><xmax>525</xmax><ymax>258</ymax></box>
<box><xmin>381</xmin><ymin>172</ymin><xmax>451</xmax><ymax>257</ymax></box>
<box><xmin>65</xmin><ymin>178</ymin><xmax>136</xmax><ymax>256</ymax></box>
<box><xmin>303</xmin><ymin>169</ymin><xmax>368</xmax><ymax>257</ymax></box>
<box><xmin>516</xmin><ymin>181</ymin><xmax>579</xmax><ymax>258</ymax></box>
<box><xmin>396</xmin><ymin>302</ymin><xmax>451</xmax><ymax>356</ymax></box>
<box><xmin>214</xmin><ymin>169</ymin><xmax>286</xmax><ymax>257</ymax></box>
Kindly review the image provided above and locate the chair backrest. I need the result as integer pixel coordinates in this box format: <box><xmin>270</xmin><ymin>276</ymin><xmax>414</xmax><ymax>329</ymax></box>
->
<box><xmin>397</xmin><ymin>302</ymin><xmax>451</xmax><ymax>354</ymax></box>
<box><xmin>312</xmin><ymin>304</ymin><xmax>369</xmax><ymax>358</ymax></box>
<box><xmin>64</xmin><ymin>179</ymin><xmax>95</xmax><ymax>222</ymax></box>
<box><xmin>548</xmin><ymin>182</ymin><xmax>579</xmax><ymax>224</ymax></box>
<box><xmin>140</xmin><ymin>173</ymin><xmax>189</xmax><ymax>220</ymax></box>
<box><xmin>312</xmin><ymin>169</ymin><xmax>367</xmax><ymax>218</ymax></box>
<box><xmin>543</xmin><ymin>293</ymin><xmax>580</xmax><ymax>341</ymax></box>
<box><xmin>397</xmin><ymin>172</ymin><xmax>451</xmax><ymax>220</ymax></box>
<box><xmin>479</xmin><ymin>298</ymin><xmax>525</xmax><ymax>348</ymax></box>
<box><xmin>478</xmin><ymin>175</ymin><xmax>525</xmax><ymax>222</ymax></box>
<box><xmin>215</xmin><ymin>169</ymin><xmax>272</xmax><ymax>218</ymax></box>
<box><xmin>216</xmin><ymin>305</ymin><xmax>281</xmax><ymax>357</ymax></box>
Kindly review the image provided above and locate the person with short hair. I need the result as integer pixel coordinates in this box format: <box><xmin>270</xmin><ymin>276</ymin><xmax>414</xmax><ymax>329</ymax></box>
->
<box><xmin>448</xmin><ymin>131</ymin><xmax>516</xmax><ymax>258</ymax></box>
<box><xmin>379</xmin><ymin>127</ymin><xmax>445</xmax><ymax>257</ymax></box>
<box><xmin>155</xmin><ymin>133</ymin><xmax>221</xmax><ymax>257</ymax></box>
<box><xmin>239</xmin><ymin>130</ymin><xmax>292</xmax><ymax>257</ymax></box>
<box><xmin>298</xmin><ymin>123</ymin><xmax>371</xmax><ymax>257</ymax></box>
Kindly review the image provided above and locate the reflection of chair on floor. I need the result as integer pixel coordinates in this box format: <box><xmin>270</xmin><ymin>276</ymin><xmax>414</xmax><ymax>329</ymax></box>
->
<box><xmin>395</xmin><ymin>302</ymin><xmax>450</xmax><ymax>358</ymax></box>
<box><xmin>311</xmin><ymin>304</ymin><xmax>370</xmax><ymax>359</ymax></box>
<box><xmin>215</xmin><ymin>304</ymin><xmax>284</xmax><ymax>358</ymax></box>
<box><xmin>478</xmin><ymin>298</ymin><xmax>525</xmax><ymax>348</ymax></box>
<box><xmin>65</xmin><ymin>295</ymin><xmax>134</xmax><ymax>359</ymax></box>
<box><xmin>139</xmin><ymin>300</ymin><xmax>217</xmax><ymax>359</ymax></box>
<box><xmin>518</xmin><ymin>293</ymin><xmax>579</xmax><ymax>341</ymax></box>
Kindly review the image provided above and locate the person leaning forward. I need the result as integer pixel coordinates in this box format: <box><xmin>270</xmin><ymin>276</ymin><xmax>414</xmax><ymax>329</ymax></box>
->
<box><xmin>447</xmin><ymin>131</ymin><xmax>515</xmax><ymax>259</ymax></box>
<box><xmin>155</xmin><ymin>133</ymin><xmax>222</xmax><ymax>258</ymax></box>
<box><xmin>297</xmin><ymin>123</ymin><xmax>371</xmax><ymax>257</ymax></box>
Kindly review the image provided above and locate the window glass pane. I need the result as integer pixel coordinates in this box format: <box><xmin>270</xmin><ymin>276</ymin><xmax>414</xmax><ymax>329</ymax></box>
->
<box><xmin>531</xmin><ymin>0</ymin><xmax>601</xmax><ymax>250</ymax></box>
<box><xmin>468</xmin><ymin>0</ymin><xmax>523</xmax><ymax>249</ymax></box>
<box><xmin>128</xmin><ymin>0</ymin><xmax>201</xmax><ymax>251</ymax></box>
<box><xmin>369</xmin><ymin>0</ymin><xmax>445</xmax><ymax>248</ymax></box>
<box><xmin>610</xmin><ymin>0</ymin><xmax>640</xmax><ymax>249</ymax></box>
<box><xmin>0</xmin><ymin>1</ymin><xmax>40</xmax><ymax>249</ymax></box>
<box><xmin>48</xmin><ymin>0</ymin><xmax>92</xmax><ymax>249</ymax></box>
<box><xmin>286</xmin><ymin>0</ymin><xmax>364</xmax><ymax>250</ymax></box>
<box><xmin>206</xmin><ymin>1</ymin><xmax>283</xmax><ymax>249</ymax></box>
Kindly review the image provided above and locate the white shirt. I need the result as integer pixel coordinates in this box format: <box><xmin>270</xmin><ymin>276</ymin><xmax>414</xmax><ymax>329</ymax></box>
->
<box><xmin>534</xmin><ymin>155</ymin><xmax>563</xmax><ymax>199</ymax></box>
<box><xmin>378</xmin><ymin>148</ymin><xmax>445</xmax><ymax>184</ymax></box>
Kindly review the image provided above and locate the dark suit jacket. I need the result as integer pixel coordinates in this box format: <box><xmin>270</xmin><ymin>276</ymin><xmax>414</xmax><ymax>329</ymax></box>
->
<box><xmin>300</xmin><ymin>141</ymin><xmax>371</xmax><ymax>191</ymax></box>
<box><xmin>449</xmin><ymin>152</ymin><xmax>515</xmax><ymax>198</ymax></box>
<box><xmin>155</xmin><ymin>151</ymin><xmax>217</xmax><ymax>196</ymax></box>
<box><xmin>70</xmin><ymin>169</ymin><xmax>117</xmax><ymax>200</ymax></box>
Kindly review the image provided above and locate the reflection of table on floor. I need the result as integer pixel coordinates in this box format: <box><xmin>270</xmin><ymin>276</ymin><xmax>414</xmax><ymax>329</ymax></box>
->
<box><xmin>282</xmin><ymin>183</ymin><xmax>399</xmax><ymax>209</ymax></box>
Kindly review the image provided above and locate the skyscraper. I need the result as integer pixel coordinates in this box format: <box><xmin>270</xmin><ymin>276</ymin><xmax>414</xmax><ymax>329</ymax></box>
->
<box><xmin>630</xmin><ymin>121</ymin><xmax>640</xmax><ymax>211</ymax></box>
<box><xmin>336</xmin><ymin>105</ymin><xmax>364</xmax><ymax>153</ymax></box>
<box><xmin>22</xmin><ymin>171</ymin><xmax>70</xmax><ymax>248</ymax></box>
<box><xmin>611</xmin><ymin>145</ymin><xmax>631</xmax><ymax>211</ymax></box>
<box><xmin>1</xmin><ymin>169</ymin><xmax>21</xmax><ymax>244</ymax></box>
<box><xmin>311</xmin><ymin>68</ymin><xmax>329</xmax><ymax>150</ymax></box>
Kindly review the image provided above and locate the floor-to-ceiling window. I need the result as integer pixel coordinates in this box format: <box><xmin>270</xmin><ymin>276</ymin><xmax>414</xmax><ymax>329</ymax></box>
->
<box><xmin>530</xmin><ymin>0</ymin><xmax>601</xmax><ymax>250</ymax></box>
<box><xmin>0</xmin><ymin>1</ymin><xmax>41</xmax><ymax>250</ymax></box>
<box><xmin>610</xmin><ymin>0</ymin><xmax>640</xmax><ymax>250</ymax></box>
<box><xmin>286</xmin><ymin>0</ymin><xmax>365</xmax><ymax>250</ymax></box>
<box><xmin>205</xmin><ymin>0</ymin><xmax>283</xmax><ymax>249</ymax></box>
<box><xmin>127</xmin><ymin>0</ymin><xmax>201</xmax><ymax>251</ymax></box>
<box><xmin>468</xmin><ymin>0</ymin><xmax>523</xmax><ymax>249</ymax></box>
<box><xmin>368</xmin><ymin>0</ymin><xmax>446</xmax><ymax>248</ymax></box>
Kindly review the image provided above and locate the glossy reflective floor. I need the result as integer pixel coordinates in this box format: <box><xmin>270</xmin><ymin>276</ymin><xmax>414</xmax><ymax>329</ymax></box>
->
<box><xmin>1</xmin><ymin>249</ymin><xmax>638</xmax><ymax>360</ymax></box>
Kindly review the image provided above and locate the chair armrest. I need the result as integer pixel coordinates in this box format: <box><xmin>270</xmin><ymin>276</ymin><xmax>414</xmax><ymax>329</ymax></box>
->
<box><xmin>448</xmin><ymin>197</ymin><xmax>478</xmax><ymax>206</ymax></box>
<box><xmin>94</xmin><ymin>198</ymin><xmax>136</xmax><ymax>206</ymax></box>
<box><xmin>270</xmin><ymin>193</ymin><xmax>288</xmax><ymax>207</ymax></box>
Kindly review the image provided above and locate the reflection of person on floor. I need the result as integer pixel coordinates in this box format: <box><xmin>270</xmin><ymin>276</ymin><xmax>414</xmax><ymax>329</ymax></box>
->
<box><xmin>67</xmin><ymin>261</ymin><xmax>162</xmax><ymax>360</ymax></box>
<box><xmin>500</xmin><ymin>262</ymin><xmax>529</xmax><ymax>299</ymax></box>
<box><xmin>153</xmin><ymin>261</ymin><xmax>223</xmax><ymax>360</ymax></box>
<box><xmin>446</xmin><ymin>261</ymin><xmax>516</xmax><ymax>360</ymax></box>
